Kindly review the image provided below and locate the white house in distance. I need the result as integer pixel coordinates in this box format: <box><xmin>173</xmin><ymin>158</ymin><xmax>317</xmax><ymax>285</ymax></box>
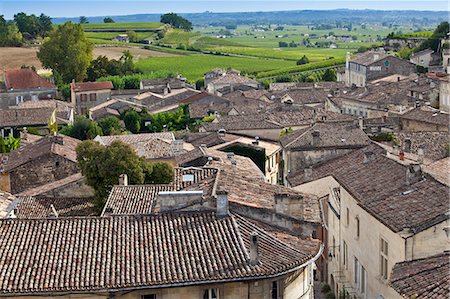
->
<box><xmin>409</xmin><ymin>49</ymin><xmax>433</xmax><ymax>67</ymax></box>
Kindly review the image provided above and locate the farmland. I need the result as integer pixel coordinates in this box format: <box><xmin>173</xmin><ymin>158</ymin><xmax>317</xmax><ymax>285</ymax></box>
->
<box><xmin>81</xmin><ymin>22</ymin><xmax>162</xmax><ymax>30</ymax></box>
<box><xmin>135</xmin><ymin>55</ymin><xmax>295</xmax><ymax>81</ymax></box>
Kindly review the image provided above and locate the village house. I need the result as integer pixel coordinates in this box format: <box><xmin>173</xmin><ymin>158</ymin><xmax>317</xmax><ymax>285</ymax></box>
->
<box><xmin>0</xmin><ymin>69</ymin><xmax>57</xmax><ymax>109</ymax></box>
<box><xmin>439</xmin><ymin>76</ymin><xmax>450</xmax><ymax>113</ymax></box>
<box><xmin>70</xmin><ymin>81</ymin><xmax>113</xmax><ymax>115</ymax></box>
<box><xmin>112</xmin><ymin>34</ymin><xmax>129</xmax><ymax>42</ymax></box>
<box><xmin>398</xmin><ymin>107</ymin><xmax>449</xmax><ymax>132</ymax></box>
<box><xmin>0</xmin><ymin>207</ymin><xmax>322</xmax><ymax>298</ymax></box>
<box><xmin>409</xmin><ymin>49</ymin><xmax>434</xmax><ymax>67</ymax></box>
<box><xmin>133</xmin><ymin>87</ymin><xmax>199</xmax><ymax>114</ymax></box>
<box><xmin>0</xmin><ymin>135</ymin><xmax>79</xmax><ymax>194</ymax></box>
<box><xmin>281</xmin><ymin>122</ymin><xmax>370</xmax><ymax>182</ymax></box>
<box><xmin>94</xmin><ymin>132</ymin><xmax>194</xmax><ymax>167</ymax></box>
<box><xmin>140</xmin><ymin>77</ymin><xmax>192</xmax><ymax>92</ymax></box>
<box><xmin>287</xmin><ymin>144</ymin><xmax>449</xmax><ymax>298</ymax></box>
<box><xmin>343</xmin><ymin>51</ymin><xmax>416</xmax><ymax>87</ymax></box>
<box><xmin>204</xmin><ymin>68</ymin><xmax>261</xmax><ymax>95</ymax></box>
<box><xmin>88</xmin><ymin>98</ymin><xmax>146</xmax><ymax>121</ymax></box>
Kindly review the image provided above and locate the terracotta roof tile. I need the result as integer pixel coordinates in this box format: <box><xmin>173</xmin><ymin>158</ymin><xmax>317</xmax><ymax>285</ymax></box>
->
<box><xmin>0</xmin><ymin>212</ymin><xmax>320</xmax><ymax>294</ymax></box>
<box><xmin>4</xmin><ymin>69</ymin><xmax>56</xmax><ymax>90</ymax></box>
<box><xmin>13</xmin><ymin>196</ymin><xmax>96</xmax><ymax>218</ymax></box>
<box><xmin>70</xmin><ymin>81</ymin><xmax>113</xmax><ymax>92</ymax></box>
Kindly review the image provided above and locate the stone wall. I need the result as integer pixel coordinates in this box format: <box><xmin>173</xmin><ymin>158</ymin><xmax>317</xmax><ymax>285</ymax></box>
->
<box><xmin>9</xmin><ymin>153</ymin><xmax>79</xmax><ymax>194</ymax></box>
<box><xmin>399</xmin><ymin>118</ymin><xmax>448</xmax><ymax>132</ymax></box>
<box><xmin>0</xmin><ymin>89</ymin><xmax>57</xmax><ymax>109</ymax></box>
<box><xmin>286</xmin><ymin>148</ymin><xmax>354</xmax><ymax>175</ymax></box>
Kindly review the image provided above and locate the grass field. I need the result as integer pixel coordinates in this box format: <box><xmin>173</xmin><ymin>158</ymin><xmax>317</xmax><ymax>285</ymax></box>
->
<box><xmin>85</xmin><ymin>31</ymin><xmax>153</xmax><ymax>41</ymax></box>
<box><xmin>136</xmin><ymin>55</ymin><xmax>295</xmax><ymax>81</ymax></box>
<box><xmin>81</xmin><ymin>22</ymin><xmax>162</xmax><ymax>30</ymax></box>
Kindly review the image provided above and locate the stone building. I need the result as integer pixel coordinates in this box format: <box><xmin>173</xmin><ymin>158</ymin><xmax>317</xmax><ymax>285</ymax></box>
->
<box><xmin>343</xmin><ymin>52</ymin><xmax>416</xmax><ymax>87</ymax></box>
<box><xmin>70</xmin><ymin>81</ymin><xmax>113</xmax><ymax>114</ymax></box>
<box><xmin>439</xmin><ymin>76</ymin><xmax>450</xmax><ymax>113</ymax></box>
<box><xmin>205</xmin><ymin>68</ymin><xmax>260</xmax><ymax>95</ymax></box>
<box><xmin>281</xmin><ymin>122</ymin><xmax>370</xmax><ymax>181</ymax></box>
<box><xmin>287</xmin><ymin>144</ymin><xmax>449</xmax><ymax>298</ymax></box>
<box><xmin>0</xmin><ymin>69</ymin><xmax>57</xmax><ymax>109</ymax></box>
<box><xmin>0</xmin><ymin>135</ymin><xmax>79</xmax><ymax>194</ymax></box>
<box><xmin>409</xmin><ymin>49</ymin><xmax>434</xmax><ymax>67</ymax></box>
<box><xmin>398</xmin><ymin>107</ymin><xmax>449</xmax><ymax>132</ymax></box>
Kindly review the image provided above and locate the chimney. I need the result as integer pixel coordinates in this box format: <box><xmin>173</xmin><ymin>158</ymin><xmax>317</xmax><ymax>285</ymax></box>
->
<box><xmin>417</xmin><ymin>148</ymin><xmax>424</xmax><ymax>164</ymax></box>
<box><xmin>252</xmin><ymin>136</ymin><xmax>260</xmax><ymax>145</ymax></box>
<box><xmin>158</xmin><ymin>190</ymin><xmax>204</xmax><ymax>212</ymax></box>
<box><xmin>171</xmin><ymin>140</ymin><xmax>184</xmax><ymax>156</ymax></box>
<box><xmin>397</xmin><ymin>76</ymin><xmax>401</xmax><ymax>82</ymax></box>
<box><xmin>345</xmin><ymin>52</ymin><xmax>350</xmax><ymax>69</ymax></box>
<box><xmin>274</xmin><ymin>193</ymin><xmax>303</xmax><ymax>215</ymax></box>
<box><xmin>311</xmin><ymin>130</ymin><xmax>320</xmax><ymax>147</ymax></box>
<box><xmin>358</xmin><ymin>116</ymin><xmax>364</xmax><ymax>130</ymax></box>
<box><xmin>218</xmin><ymin>129</ymin><xmax>226</xmax><ymax>137</ymax></box>
<box><xmin>20</xmin><ymin>127</ymin><xmax>28</xmax><ymax>142</ymax></box>
<box><xmin>363</xmin><ymin>150</ymin><xmax>374</xmax><ymax>163</ymax></box>
<box><xmin>249</xmin><ymin>232</ymin><xmax>259</xmax><ymax>266</ymax></box>
<box><xmin>52</xmin><ymin>135</ymin><xmax>64</xmax><ymax>145</ymax></box>
<box><xmin>119</xmin><ymin>174</ymin><xmax>128</xmax><ymax>186</ymax></box>
<box><xmin>406</xmin><ymin>164</ymin><xmax>422</xmax><ymax>185</ymax></box>
<box><xmin>304</xmin><ymin>167</ymin><xmax>313</xmax><ymax>180</ymax></box>
<box><xmin>216</xmin><ymin>190</ymin><xmax>229</xmax><ymax>218</ymax></box>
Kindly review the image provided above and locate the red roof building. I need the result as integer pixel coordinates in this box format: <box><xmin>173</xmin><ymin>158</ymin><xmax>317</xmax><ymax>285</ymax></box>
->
<box><xmin>4</xmin><ymin>69</ymin><xmax>56</xmax><ymax>90</ymax></box>
<box><xmin>70</xmin><ymin>81</ymin><xmax>113</xmax><ymax>92</ymax></box>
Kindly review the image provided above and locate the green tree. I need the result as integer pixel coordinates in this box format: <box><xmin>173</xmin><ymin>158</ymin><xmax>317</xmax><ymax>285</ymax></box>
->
<box><xmin>160</xmin><ymin>13</ymin><xmax>192</xmax><ymax>31</ymax></box>
<box><xmin>296</xmin><ymin>55</ymin><xmax>309</xmax><ymax>65</ymax></box>
<box><xmin>76</xmin><ymin>140</ymin><xmax>145</xmax><ymax>209</ymax></box>
<box><xmin>322</xmin><ymin>69</ymin><xmax>337</xmax><ymax>81</ymax></box>
<box><xmin>417</xmin><ymin>21</ymin><xmax>449</xmax><ymax>52</ymax></box>
<box><xmin>38</xmin><ymin>14</ymin><xmax>53</xmax><ymax>37</ymax></box>
<box><xmin>79</xmin><ymin>16</ymin><xmax>89</xmax><ymax>24</ymax></box>
<box><xmin>147</xmin><ymin>162</ymin><xmax>174</xmax><ymax>184</ymax></box>
<box><xmin>0</xmin><ymin>15</ymin><xmax>22</xmax><ymax>46</ymax></box>
<box><xmin>14</xmin><ymin>12</ymin><xmax>39</xmax><ymax>38</ymax></box>
<box><xmin>97</xmin><ymin>116</ymin><xmax>122</xmax><ymax>135</ymax></box>
<box><xmin>60</xmin><ymin>115</ymin><xmax>103</xmax><ymax>140</ymax></box>
<box><xmin>398</xmin><ymin>46</ymin><xmax>414</xmax><ymax>59</ymax></box>
<box><xmin>123</xmin><ymin>110</ymin><xmax>141</xmax><ymax>133</ymax></box>
<box><xmin>103</xmin><ymin>17</ymin><xmax>115</xmax><ymax>23</ymax></box>
<box><xmin>38</xmin><ymin>22</ymin><xmax>93</xmax><ymax>83</ymax></box>
<box><xmin>126</xmin><ymin>30</ymin><xmax>138</xmax><ymax>42</ymax></box>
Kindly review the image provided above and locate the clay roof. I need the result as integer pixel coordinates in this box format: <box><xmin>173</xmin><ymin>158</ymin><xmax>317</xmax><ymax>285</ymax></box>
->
<box><xmin>280</xmin><ymin>122</ymin><xmax>370</xmax><ymax>149</ymax></box>
<box><xmin>0</xmin><ymin>107</ymin><xmax>70</xmax><ymax>128</ymax></box>
<box><xmin>390</xmin><ymin>251</ymin><xmax>450</xmax><ymax>298</ymax></box>
<box><xmin>400</xmin><ymin>108</ymin><xmax>449</xmax><ymax>127</ymax></box>
<box><xmin>12</xmin><ymin>196</ymin><xmax>96</xmax><ymax>218</ymax></box>
<box><xmin>210</xmin><ymin>72</ymin><xmax>258</xmax><ymax>85</ymax></box>
<box><xmin>174</xmin><ymin>132</ymin><xmax>226</xmax><ymax>148</ymax></box>
<box><xmin>4</xmin><ymin>69</ymin><xmax>55</xmax><ymax>90</ymax></box>
<box><xmin>0</xmin><ymin>191</ymin><xmax>15</xmax><ymax>218</ymax></box>
<box><xmin>0</xmin><ymin>135</ymin><xmax>79</xmax><ymax>173</ymax></box>
<box><xmin>410</xmin><ymin>49</ymin><xmax>434</xmax><ymax>58</ymax></box>
<box><xmin>396</xmin><ymin>131</ymin><xmax>449</xmax><ymax>161</ymax></box>
<box><xmin>0</xmin><ymin>212</ymin><xmax>321</xmax><ymax>295</ymax></box>
<box><xmin>349</xmin><ymin>51</ymin><xmax>389</xmax><ymax>66</ymax></box>
<box><xmin>70</xmin><ymin>81</ymin><xmax>113</xmax><ymax>92</ymax></box>
<box><xmin>95</xmin><ymin>132</ymin><xmax>175</xmax><ymax>146</ymax></box>
<box><xmin>15</xmin><ymin>173</ymin><xmax>85</xmax><ymax>196</ymax></box>
<box><xmin>287</xmin><ymin>144</ymin><xmax>449</xmax><ymax>233</ymax></box>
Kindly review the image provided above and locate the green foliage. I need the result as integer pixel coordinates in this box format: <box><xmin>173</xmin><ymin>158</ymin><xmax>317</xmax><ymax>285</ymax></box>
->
<box><xmin>38</xmin><ymin>22</ymin><xmax>93</xmax><ymax>83</ymax></box>
<box><xmin>320</xmin><ymin>283</ymin><xmax>331</xmax><ymax>294</ymax></box>
<box><xmin>296</xmin><ymin>55</ymin><xmax>309</xmax><ymax>65</ymax></box>
<box><xmin>123</xmin><ymin>110</ymin><xmax>141</xmax><ymax>133</ymax></box>
<box><xmin>195</xmin><ymin>78</ymin><xmax>205</xmax><ymax>90</ymax></box>
<box><xmin>126</xmin><ymin>30</ymin><xmax>139</xmax><ymax>42</ymax></box>
<box><xmin>369</xmin><ymin>132</ymin><xmax>395</xmax><ymax>142</ymax></box>
<box><xmin>221</xmin><ymin>143</ymin><xmax>266</xmax><ymax>173</ymax></box>
<box><xmin>103</xmin><ymin>17</ymin><xmax>115</xmax><ymax>23</ymax></box>
<box><xmin>322</xmin><ymin>68</ymin><xmax>337</xmax><ymax>81</ymax></box>
<box><xmin>146</xmin><ymin>162</ymin><xmax>174</xmax><ymax>184</ymax></box>
<box><xmin>160</xmin><ymin>13</ymin><xmax>193</xmax><ymax>31</ymax></box>
<box><xmin>145</xmin><ymin>105</ymin><xmax>196</xmax><ymax>132</ymax></box>
<box><xmin>416</xmin><ymin>65</ymin><xmax>428</xmax><ymax>74</ymax></box>
<box><xmin>279</xmin><ymin>127</ymin><xmax>293</xmax><ymax>138</ymax></box>
<box><xmin>14</xmin><ymin>12</ymin><xmax>52</xmax><ymax>39</ymax></box>
<box><xmin>79</xmin><ymin>16</ymin><xmax>89</xmax><ymax>24</ymax></box>
<box><xmin>325</xmin><ymin>292</ymin><xmax>336</xmax><ymax>299</ymax></box>
<box><xmin>58</xmin><ymin>84</ymin><xmax>71</xmax><ymax>101</ymax></box>
<box><xmin>0</xmin><ymin>15</ymin><xmax>22</xmax><ymax>46</ymax></box>
<box><xmin>0</xmin><ymin>134</ymin><xmax>21</xmax><ymax>154</ymax></box>
<box><xmin>76</xmin><ymin>140</ymin><xmax>145</xmax><ymax>210</ymax></box>
<box><xmin>60</xmin><ymin>116</ymin><xmax>103</xmax><ymax>140</ymax></box>
<box><xmin>97</xmin><ymin>72</ymin><xmax>174</xmax><ymax>89</ymax></box>
<box><xmin>417</xmin><ymin>21</ymin><xmax>449</xmax><ymax>52</ymax></box>
<box><xmin>398</xmin><ymin>46</ymin><xmax>414</xmax><ymax>59</ymax></box>
<box><xmin>97</xmin><ymin>116</ymin><xmax>123</xmax><ymax>136</ymax></box>
<box><xmin>202</xmin><ymin>115</ymin><xmax>215</xmax><ymax>122</ymax></box>
<box><xmin>87</xmin><ymin>52</ymin><xmax>137</xmax><ymax>82</ymax></box>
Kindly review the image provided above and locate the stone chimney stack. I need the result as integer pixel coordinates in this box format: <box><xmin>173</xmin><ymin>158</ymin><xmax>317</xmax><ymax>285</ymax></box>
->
<box><xmin>311</xmin><ymin>130</ymin><xmax>320</xmax><ymax>147</ymax></box>
<box><xmin>406</xmin><ymin>164</ymin><xmax>422</xmax><ymax>185</ymax></box>
<box><xmin>252</xmin><ymin>136</ymin><xmax>260</xmax><ymax>145</ymax></box>
<box><xmin>249</xmin><ymin>232</ymin><xmax>259</xmax><ymax>266</ymax></box>
<box><xmin>216</xmin><ymin>190</ymin><xmax>229</xmax><ymax>219</ymax></box>
<box><xmin>119</xmin><ymin>174</ymin><xmax>128</xmax><ymax>186</ymax></box>
<box><xmin>358</xmin><ymin>117</ymin><xmax>364</xmax><ymax>130</ymax></box>
<box><xmin>304</xmin><ymin>167</ymin><xmax>313</xmax><ymax>180</ymax></box>
<box><xmin>363</xmin><ymin>150</ymin><xmax>374</xmax><ymax>163</ymax></box>
<box><xmin>417</xmin><ymin>148</ymin><xmax>424</xmax><ymax>164</ymax></box>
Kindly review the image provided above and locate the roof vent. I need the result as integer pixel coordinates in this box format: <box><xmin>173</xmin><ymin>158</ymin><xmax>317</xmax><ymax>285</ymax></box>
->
<box><xmin>119</xmin><ymin>174</ymin><xmax>128</xmax><ymax>186</ymax></box>
<box><xmin>48</xmin><ymin>204</ymin><xmax>58</xmax><ymax>218</ymax></box>
<box><xmin>216</xmin><ymin>190</ymin><xmax>229</xmax><ymax>219</ymax></box>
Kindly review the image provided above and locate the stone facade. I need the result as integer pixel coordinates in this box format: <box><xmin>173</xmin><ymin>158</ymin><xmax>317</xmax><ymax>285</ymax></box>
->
<box><xmin>4</xmin><ymin>153</ymin><xmax>79</xmax><ymax>194</ymax></box>
<box><xmin>439</xmin><ymin>78</ymin><xmax>450</xmax><ymax>113</ymax></box>
<box><xmin>71</xmin><ymin>89</ymin><xmax>112</xmax><ymax>115</ymax></box>
<box><xmin>0</xmin><ymin>88</ymin><xmax>57</xmax><ymax>109</ymax></box>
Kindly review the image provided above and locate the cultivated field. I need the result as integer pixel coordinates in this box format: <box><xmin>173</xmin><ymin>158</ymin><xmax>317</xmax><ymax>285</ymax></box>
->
<box><xmin>0</xmin><ymin>46</ymin><xmax>178</xmax><ymax>76</ymax></box>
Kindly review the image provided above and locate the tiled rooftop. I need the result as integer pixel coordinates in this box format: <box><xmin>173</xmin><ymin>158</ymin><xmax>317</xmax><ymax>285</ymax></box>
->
<box><xmin>400</xmin><ymin>107</ymin><xmax>449</xmax><ymax>127</ymax></box>
<box><xmin>70</xmin><ymin>81</ymin><xmax>113</xmax><ymax>92</ymax></box>
<box><xmin>390</xmin><ymin>251</ymin><xmax>449</xmax><ymax>298</ymax></box>
<box><xmin>4</xmin><ymin>69</ymin><xmax>55</xmax><ymax>90</ymax></box>
<box><xmin>0</xmin><ymin>212</ymin><xmax>320</xmax><ymax>295</ymax></box>
<box><xmin>12</xmin><ymin>196</ymin><xmax>96</xmax><ymax>218</ymax></box>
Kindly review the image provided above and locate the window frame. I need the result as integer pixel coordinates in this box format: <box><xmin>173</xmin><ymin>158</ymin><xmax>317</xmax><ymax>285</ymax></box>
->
<box><xmin>380</xmin><ymin>237</ymin><xmax>389</xmax><ymax>280</ymax></box>
<box><xmin>203</xmin><ymin>288</ymin><xmax>219</xmax><ymax>299</ymax></box>
<box><xmin>355</xmin><ymin>216</ymin><xmax>360</xmax><ymax>239</ymax></box>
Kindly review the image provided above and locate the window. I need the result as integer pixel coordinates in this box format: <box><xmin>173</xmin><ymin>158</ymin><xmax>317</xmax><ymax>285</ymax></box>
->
<box><xmin>203</xmin><ymin>288</ymin><xmax>218</xmax><ymax>299</ymax></box>
<box><xmin>141</xmin><ymin>295</ymin><xmax>156</xmax><ymax>299</ymax></box>
<box><xmin>346</xmin><ymin>208</ymin><xmax>349</xmax><ymax>226</ymax></box>
<box><xmin>355</xmin><ymin>216</ymin><xmax>360</xmax><ymax>238</ymax></box>
<box><xmin>90</xmin><ymin>93</ymin><xmax>97</xmax><ymax>102</ymax></box>
<box><xmin>380</xmin><ymin>238</ymin><xmax>389</xmax><ymax>280</ymax></box>
<box><xmin>272</xmin><ymin>281</ymin><xmax>281</xmax><ymax>299</ymax></box>
<box><xmin>15</xmin><ymin>95</ymin><xmax>24</xmax><ymax>105</ymax></box>
<box><xmin>354</xmin><ymin>257</ymin><xmax>359</xmax><ymax>284</ymax></box>
<box><xmin>343</xmin><ymin>241</ymin><xmax>348</xmax><ymax>269</ymax></box>
<box><xmin>361</xmin><ymin>266</ymin><xmax>367</xmax><ymax>294</ymax></box>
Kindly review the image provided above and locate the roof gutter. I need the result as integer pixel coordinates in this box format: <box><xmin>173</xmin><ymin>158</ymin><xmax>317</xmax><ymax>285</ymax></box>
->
<box><xmin>1</xmin><ymin>244</ymin><xmax>324</xmax><ymax>297</ymax></box>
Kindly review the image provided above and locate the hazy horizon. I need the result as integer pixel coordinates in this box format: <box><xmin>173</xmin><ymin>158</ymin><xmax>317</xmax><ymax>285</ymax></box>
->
<box><xmin>1</xmin><ymin>1</ymin><xmax>448</xmax><ymax>19</ymax></box>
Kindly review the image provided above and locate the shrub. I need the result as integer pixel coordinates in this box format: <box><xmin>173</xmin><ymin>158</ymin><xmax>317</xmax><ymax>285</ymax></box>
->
<box><xmin>325</xmin><ymin>292</ymin><xmax>336</xmax><ymax>299</ymax></box>
<box><xmin>321</xmin><ymin>283</ymin><xmax>331</xmax><ymax>293</ymax></box>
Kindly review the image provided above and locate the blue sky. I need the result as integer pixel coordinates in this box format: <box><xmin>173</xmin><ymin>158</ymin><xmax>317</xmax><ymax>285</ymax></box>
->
<box><xmin>1</xmin><ymin>1</ymin><xmax>448</xmax><ymax>19</ymax></box>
